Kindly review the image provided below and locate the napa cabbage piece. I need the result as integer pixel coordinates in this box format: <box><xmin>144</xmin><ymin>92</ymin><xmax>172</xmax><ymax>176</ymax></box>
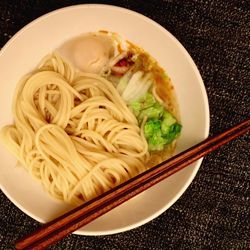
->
<box><xmin>116</xmin><ymin>71</ymin><xmax>153</xmax><ymax>102</ymax></box>
<box><xmin>129</xmin><ymin>93</ymin><xmax>182</xmax><ymax>151</ymax></box>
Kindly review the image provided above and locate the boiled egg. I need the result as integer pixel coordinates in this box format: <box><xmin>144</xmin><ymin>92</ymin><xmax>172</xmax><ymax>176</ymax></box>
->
<box><xmin>58</xmin><ymin>33</ymin><xmax>114</xmax><ymax>74</ymax></box>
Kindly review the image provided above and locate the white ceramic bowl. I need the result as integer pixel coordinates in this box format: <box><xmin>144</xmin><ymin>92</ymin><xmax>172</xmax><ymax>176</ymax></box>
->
<box><xmin>0</xmin><ymin>4</ymin><xmax>209</xmax><ymax>235</ymax></box>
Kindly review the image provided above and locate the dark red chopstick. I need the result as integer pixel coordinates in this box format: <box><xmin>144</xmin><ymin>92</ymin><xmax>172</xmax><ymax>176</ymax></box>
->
<box><xmin>15</xmin><ymin>118</ymin><xmax>250</xmax><ymax>250</ymax></box>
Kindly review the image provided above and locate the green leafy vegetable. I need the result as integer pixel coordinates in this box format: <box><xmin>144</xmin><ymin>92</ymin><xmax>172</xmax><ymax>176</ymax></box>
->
<box><xmin>161</xmin><ymin>111</ymin><xmax>177</xmax><ymax>134</ymax></box>
<box><xmin>164</xmin><ymin>123</ymin><xmax>182</xmax><ymax>144</ymax></box>
<box><xmin>144</xmin><ymin>119</ymin><xmax>166</xmax><ymax>151</ymax></box>
<box><xmin>129</xmin><ymin>93</ymin><xmax>159</xmax><ymax>117</ymax></box>
<box><xmin>141</xmin><ymin>92</ymin><xmax>156</xmax><ymax>108</ymax></box>
<box><xmin>138</xmin><ymin>103</ymin><xmax>164</xmax><ymax>121</ymax></box>
<box><xmin>129</xmin><ymin>100</ymin><xmax>141</xmax><ymax>117</ymax></box>
<box><xmin>129</xmin><ymin>93</ymin><xmax>182</xmax><ymax>151</ymax></box>
<box><xmin>144</xmin><ymin>119</ymin><xmax>161</xmax><ymax>138</ymax></box>
<box><xmin>148</xmin><ymin>130</ymin><xmax>167</xmax><ymax>151</ymax></box>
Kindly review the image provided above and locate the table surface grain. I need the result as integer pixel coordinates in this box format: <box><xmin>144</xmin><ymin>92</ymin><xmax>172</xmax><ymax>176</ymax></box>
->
<box><xmin>0</xmin><ymin>1</ymin><xmax>249</xmax><ymax>249</ymax></box>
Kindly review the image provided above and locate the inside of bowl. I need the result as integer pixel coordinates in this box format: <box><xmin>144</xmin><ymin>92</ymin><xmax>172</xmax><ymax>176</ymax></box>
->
<box><xmin>0</xmin><ymin>5</ymin><xmax>209</xmax><ymax>235</ymax></box>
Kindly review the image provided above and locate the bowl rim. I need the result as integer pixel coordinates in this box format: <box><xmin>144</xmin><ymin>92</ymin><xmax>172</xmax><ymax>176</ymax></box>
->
<box><xmin>0</xmin><ymin>4</ymin><xmax>210</xmax><ymax>235</ymax></box>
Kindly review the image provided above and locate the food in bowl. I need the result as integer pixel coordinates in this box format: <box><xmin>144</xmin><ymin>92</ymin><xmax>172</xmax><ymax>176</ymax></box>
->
<box><xmin>0</xmin><ymin>31</ymin><xmax>181</xmax><ymax>205</ymax></box>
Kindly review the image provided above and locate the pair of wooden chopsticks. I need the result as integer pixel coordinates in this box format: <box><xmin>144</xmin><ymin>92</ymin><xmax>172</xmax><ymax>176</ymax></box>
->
<box><xmin>15</xmin><ymin>118</ymin><xmax>250</xmax><ymax>250</ymax></box>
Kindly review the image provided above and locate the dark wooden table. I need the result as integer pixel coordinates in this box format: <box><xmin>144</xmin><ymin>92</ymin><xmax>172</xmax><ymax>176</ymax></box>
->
<box><xmin>0</xmin><ymin>1</ymin><xmax>249</xmax><ymax>249</ymax></box>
